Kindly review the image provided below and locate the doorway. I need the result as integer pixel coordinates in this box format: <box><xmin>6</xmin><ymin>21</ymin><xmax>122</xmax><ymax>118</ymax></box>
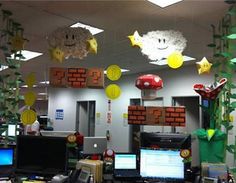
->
<box><xmin>172</xmin><ymin>96</ymin><xmax>200</xmax><ymax>166</ymax></box>
<box><xmin>76</xmin><ymin>101</ymin><xmax>95</xmax><ymax>137</ymax></box>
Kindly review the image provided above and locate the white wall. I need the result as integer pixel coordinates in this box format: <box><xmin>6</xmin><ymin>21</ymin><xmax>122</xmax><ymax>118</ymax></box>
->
<box><xmin>48</xmin><ymin>64</ymin><xmax>236</xmax><ymax>166</ymax></box>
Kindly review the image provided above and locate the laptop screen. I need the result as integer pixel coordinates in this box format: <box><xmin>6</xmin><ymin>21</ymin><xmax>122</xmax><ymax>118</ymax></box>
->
<box><xmin>114</xmin><ymin>154</ymin><xmax>136</xmax><ymax>169</ymax></box>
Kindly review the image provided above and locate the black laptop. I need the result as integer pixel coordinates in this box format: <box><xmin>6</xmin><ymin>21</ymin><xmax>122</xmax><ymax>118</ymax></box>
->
<box><xmin>113</xmin><ymin>153</ymin><xmax>141</xmax><ymax>179</ymax></box>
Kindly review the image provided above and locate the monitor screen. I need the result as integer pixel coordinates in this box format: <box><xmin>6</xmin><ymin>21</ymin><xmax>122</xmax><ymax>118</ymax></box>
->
<box><xmin>16</xmin><ymin>135</ymin><xmax>68</xmax><ymax>175</ymax></box>
<box><xmin>0</xmin><ymin>148</ymin><xmax>14</xmax><ymax>166</ymax></box>
<box><xmin>140</xmin><ymin>149</ymin><xmax>184</xmax><ymax>180</ymax></box>
<box><xmin>140</xmin><ymin>132</ymin><xmax>191</xmax><ymax>149</ymax></box>
<box><xmin>83</xmin><ymin>137</ymin><xmax>107</xmax><ymax>155</ymax></box>
<box><xmin>114</xmin><ymin>154</ymin><xmax>136</xmax><ymax>169</ymax></box>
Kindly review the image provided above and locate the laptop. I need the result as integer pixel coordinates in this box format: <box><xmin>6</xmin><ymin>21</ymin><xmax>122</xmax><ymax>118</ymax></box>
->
<box><xmin>113</xmin><ymin>153</ymin><xmax>141</xmax><ymax>179</ymax></box>
<box><xmin>83</xmin><ymin>137</ymin><xmax>107</xmax><ymax>154</ymax></box>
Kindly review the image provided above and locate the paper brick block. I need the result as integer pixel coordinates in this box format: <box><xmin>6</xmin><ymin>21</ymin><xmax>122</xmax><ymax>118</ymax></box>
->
<box><xmin>67</xmin><ymin>68</ymin><xmax>87</xmax><ymax>88</ymax></box>
<box><xmin>49</xmin><ymin>67</ymin><xmax>67</xmax><ymax>87</ymax></box>
<box><xmin>86</xmin><ymin>68</ymin><xmax>104</xmax><ymax>88</ymax></box>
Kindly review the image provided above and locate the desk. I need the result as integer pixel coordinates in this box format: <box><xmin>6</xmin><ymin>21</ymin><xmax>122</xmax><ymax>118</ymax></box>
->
<box><xmin>103</xmin><ymin>174</ymin><xmax>193</xmax><ymax>183</ymax></box>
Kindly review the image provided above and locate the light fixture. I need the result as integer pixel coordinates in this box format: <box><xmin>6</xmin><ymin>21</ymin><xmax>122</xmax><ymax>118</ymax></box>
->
<box><xmin>70</xmin><ymin>22</ymin><xmax>104</xmax><ymax>35</ymax></box>
<box><xmin>21</xmin><ymin>84</ymin><xmax>37</xmax><ymax>88</ymax></box>
<box><xmin>39</xmin><ymin>81</ymin><xmax>50</xmax><ymax>84</ymax></box>
<box><xmin>147</xmin><ymin>0</ymin><xmax>183</xmax><ymax>8</ymax></box>
<box><xmin>0</xmin><ymin>65</ymin><xmax>8</xmax><ymax>72</ymax></box>
<box><xmin>10</xmin><ymin>50</ymin><xmax>43</xmax><ymax>61</ymax></box>
<box><xmin>104</xmin><ymin>69</ymin><xmax>130</xmax><ymax>74</ymax></box>
<box><xmin>38</xmin><ymin>93</ymin><xmax>47</xmax><ymax>95</ymax></box>
<box><xmin>149</xmin><ymin>55</ymin><xmax>196</xmax><ymax>66</ymax></box>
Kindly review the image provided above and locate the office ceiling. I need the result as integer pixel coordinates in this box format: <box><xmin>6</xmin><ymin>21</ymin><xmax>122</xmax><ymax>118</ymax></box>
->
<box><xmin>0</xmin><ymin>0</ymin><xmax>230</xmax><ymax>97</ymax></box>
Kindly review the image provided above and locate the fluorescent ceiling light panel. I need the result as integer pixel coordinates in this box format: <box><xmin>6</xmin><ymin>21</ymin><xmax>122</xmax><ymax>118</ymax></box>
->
<box><xmin>104</xmin><ymin>69</ymin><xmax>130</xmax><ymax>74</ymax></box>
<box><xmin>21</xmin><ymin>84</ymin><xmax>37</xmax><ymax>88</ymax></box>
<box><xmin>0</xmin><ymin>65</ymin><xmax>8</xmax><ymax>72</ymax></box>
<box><xmin>147</xmin><ymin>0</ymin><xmax>183</xmax><ymax>8</ymax></box>
<box><xmin>10</xmin><ymin>50</ymin><xmax>43</xmax><ymax>61</ymax></box>
<box><xmin>70</xmin><ymin>22</ymin><xmax>104</xmax><ymax>35</ymax></box>
<box><xmin>149</xmin><ymin>55</ymin><xmax>196</xmax><ymax>66</ymax></box>
<box><xmin>39</xmin><ymin>81</ymin><xmax>49</xmax><ymax>84</ymax></box>
<box><xmin>38</xmin><ymin>93</ymin><xmax>47</xmax><ymax>95</ymax></box>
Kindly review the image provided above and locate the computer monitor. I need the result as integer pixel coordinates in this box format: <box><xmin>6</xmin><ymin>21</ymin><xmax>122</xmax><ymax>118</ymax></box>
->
<box><xmin>0</xmin><ymin>147</ymin><xmax>14</xmax><ymax>166</ymax></box>
<box><xmin>114</xmin><ymin>153</ymin><xmax>137</xmax><ymax>169</ymax></box>
<box><xmin>140</xmin><ymin>132</ymin><xmax>191</xmax><ymax>149</ymax></box>
<box><xmin>140</xmin><ymin>148</ymin><xmax>184</xmax><ymax>181</ymax></box>
<box><xmin>16</xmin><ymin>135</ymin><xmax>68</xmax><ymax>175</ymax></box>
<box><xmin>83</xmin><ymin>137</ymin><xmax>107</xmax><ymax>155</ymax></box>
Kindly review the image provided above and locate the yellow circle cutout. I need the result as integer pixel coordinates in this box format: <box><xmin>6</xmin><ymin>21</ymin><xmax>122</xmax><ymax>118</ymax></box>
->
<box><xmin>21</xmin><ymin>109</ymin><xmax>37</xmax><ymax>125</ymax></box>
<box><xmin>25</xmin><ymin>72</ymin><xmax>36</xmax><ymax>88</ymax></box>
<box><xmin>167</xmin><ymin>51</ymin><xmax>183</xmax><ymax>69</ymax></box>
<box><xmin>106</xmin><ymin>65</ymin><xmax>122</xmax><ymax>81</ymax></box>
<box><xmin>24</xmin><ymin>91</ymin><xmax>37</xmax><ymax>106</ymax></box>
<box><xmin>105</xmin><ymin>84</ymin><xmax>121</xmax><ymax>100</ymax></box>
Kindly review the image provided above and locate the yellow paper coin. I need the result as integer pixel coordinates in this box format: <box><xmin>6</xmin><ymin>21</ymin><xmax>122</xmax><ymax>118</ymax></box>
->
<box><xmin>105</xmin><ymin>84</ymin><xmax>121</xmax><ymax>100</ymax></box>
<box><xmin>24</xmin><ymin>91</ymin><xmax>37</xmax><ymax>106</ymax></box>
<box><xmin>167</xmin><ymin>51</ymin><xmax>183</xmax><ymax>69</ymax></box>
<box><xmin>21</xmin><ymin>109</ymin><xmax>37</xmax><ymax>125</ymax></box>
<box><xmin>25</xmin><ymin>73</ymin><xmax>36</xmax><ymax>88</ymax></box>
<box><xmin>106</xmin><ymin>65</ymin><xmax>122</xmax><ymax>81</ymax></box>
<box><xmin>180</xmin><ymin>149</ymin><xmax>191</xmax><ymax>158</ymax></box>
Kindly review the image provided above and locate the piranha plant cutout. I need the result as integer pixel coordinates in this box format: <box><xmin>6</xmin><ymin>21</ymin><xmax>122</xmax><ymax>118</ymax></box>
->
<box><xmin>128</xmin><ymin>30</ymin><xmax>187</xmax><ymax>61</ymax></box>
<box><xmin>196</xmin><ymin>57</ymin><xmax>212</xmax><ymax>74</ymax></box>
<box><xmin>135</xmin><ymin>74</ymin><xmax>163</xmax><ymax>99</ymax></box>
<box><xmin>193</xmin><ymin>78</ymin><xmax>227</xmax><ymax>100</ymax></box>
<box><xmin>47</xmin><ymin>27</ymin><xmax>97</xmax><ymax>62</ymax></box>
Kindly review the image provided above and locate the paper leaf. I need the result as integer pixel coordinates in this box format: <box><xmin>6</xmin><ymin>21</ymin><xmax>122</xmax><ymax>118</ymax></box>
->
<box><xmin>230</xmin><ymin>101</ymin><xmax>236</xmax><ymax>108</ymax></box>
<box><xmin>227</xmin><ymin>125</ymin><xmax>234</xmax><ymax>131</ymax></box>
<box><xmin>221</xmin><ymin>52</ymin><xmax>232</xmax><ymax>58</ymax></box>
<box><xmin>227</xmin><ymin>34</ymin><xmax>236</xmax><ymax>39</ymax></box>
<box><xmin>226</xmin><ymin>145</ymin><xmax>235</xmax><ymax>154</ymax></box>
<box><xmin>230</xmin><ymin>26</ymin><xmax>236</xmax><ymax>33</ymax></box>
<box><xmin>212</xmin><ymin>62</ymin><xmax>221</xmax><ymax>68</ymax></box>
<box><xmin>230</xmin><ymin>94</ymin><xmax>236</xmax><ymax>99</ymax></box>
<box><xmin>220</xmin><ymin>71</ymin><xmax>232</xmax><ymax>78</ymax></box>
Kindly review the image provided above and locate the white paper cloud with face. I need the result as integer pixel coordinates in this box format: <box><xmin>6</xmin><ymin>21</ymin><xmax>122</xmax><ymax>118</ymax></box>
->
<box><xmin>141</xmin><ymin>30</ymin><xmax>187</xmax><ymax>61</ymax></box>
<box><xmin>48</xmin><ymin>27</ymin><xmax>93</xmax><ymax>59</ymax></box>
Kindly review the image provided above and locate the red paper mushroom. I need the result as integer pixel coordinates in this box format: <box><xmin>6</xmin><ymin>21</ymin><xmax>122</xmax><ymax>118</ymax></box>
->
<box><xmin>135</xmin><ymin>74</ymin><xmax>163</xmax><ymax>99</ymax></box>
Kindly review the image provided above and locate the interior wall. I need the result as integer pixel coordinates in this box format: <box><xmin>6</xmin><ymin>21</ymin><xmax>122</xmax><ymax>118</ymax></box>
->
<box><xmin>47</xmin><ymin>64</ymin><xmax>236</xmax><ymax>166</ymax></box>
<box><xmin>19</xmin><ymin>100</ymin><xmax>48</xmax><ymax>116</ymax></box>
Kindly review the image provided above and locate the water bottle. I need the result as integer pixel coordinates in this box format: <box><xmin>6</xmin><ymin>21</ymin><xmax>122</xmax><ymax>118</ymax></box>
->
<box><xmin>89</xmin><ymin>174</ymin><xmax>94</xmax><ymax>183</ymax></box>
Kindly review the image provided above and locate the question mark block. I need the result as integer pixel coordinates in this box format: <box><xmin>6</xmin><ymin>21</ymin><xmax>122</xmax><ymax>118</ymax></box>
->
<box><xmin>86</xmin><ymin>68</ymin><xmax>104</xmax><ymax>88</ymax></box>
<box><xmin>49</xmin><ymin>67</ymin><xmax>67</xmax><ymax>87</ymax></box>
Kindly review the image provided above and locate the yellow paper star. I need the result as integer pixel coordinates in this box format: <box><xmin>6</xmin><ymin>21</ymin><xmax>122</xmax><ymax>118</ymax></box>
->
<box><xmin>10</xmin><ymin>34</ymin><xmax>25</xmax><ymax>51</ymax></box>
<box><xmin>128</xmin><ymin>30</ymin><xmax>143</xmax><ymax>48</ymax></box>
<box><xmin>196</xmin><ymin>57</ymin><xmax>212</xmax><ymax>74</ymax></box>
<box><xmin>87</xmin><ymin>37</ymin><xmax>98</xmax><ymax>54</ymax></box>
<box><xmin>49</xmin><ymin>47</ymin><xmax>65</xmax><ymax>63</ymax></box>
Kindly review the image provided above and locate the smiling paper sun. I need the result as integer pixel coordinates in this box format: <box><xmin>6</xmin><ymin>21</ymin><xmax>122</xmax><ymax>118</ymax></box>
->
<box><xmin>140</xmin><ymin>30</ymin><xmax>187</xmax><ymax>61</ymax></box>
